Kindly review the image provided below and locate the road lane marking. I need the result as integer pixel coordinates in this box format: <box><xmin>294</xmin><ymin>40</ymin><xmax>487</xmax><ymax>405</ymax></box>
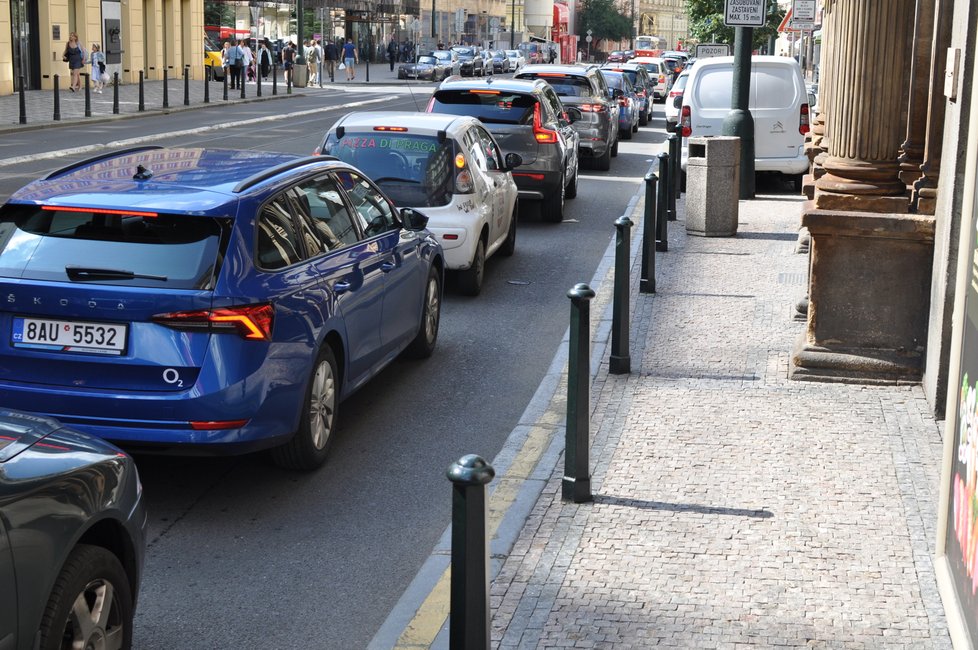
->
<box><xmin>0</xmin><ymin>96</ymin><xmax>395</xmax><ymax>169</ymax></box>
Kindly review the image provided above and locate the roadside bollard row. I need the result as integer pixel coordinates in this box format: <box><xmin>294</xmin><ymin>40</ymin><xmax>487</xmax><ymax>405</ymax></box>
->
<box><xmin>20</xmin><ymin>67</ymin><xmax>287</xmax><ymax>125</ymax></box>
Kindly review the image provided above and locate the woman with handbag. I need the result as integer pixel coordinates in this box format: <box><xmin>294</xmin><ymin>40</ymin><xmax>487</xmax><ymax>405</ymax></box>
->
<box><xmin>90</xmin><ymin>43</ymin><xmax>106</xmax><ymax>94</ymax></box>
<box><xmin>63</xmin><ymin>33</ymin><xmax>85</xmax><ymax>92</ymax></box>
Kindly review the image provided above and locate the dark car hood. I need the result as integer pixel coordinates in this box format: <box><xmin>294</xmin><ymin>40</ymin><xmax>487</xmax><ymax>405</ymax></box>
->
<box><xmin>0</xmin><ymin>410</ymin><xmax>64</xmax><ymax>462</ymax></box>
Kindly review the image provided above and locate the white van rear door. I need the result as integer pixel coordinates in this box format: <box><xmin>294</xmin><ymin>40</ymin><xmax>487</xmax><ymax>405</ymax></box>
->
<box><xmin>750</xmin><ymin>64</ymin><xmax>805</xmax><ymax>160</ymax></box>
<box><xmin>686</xmin><ymin>66</ymin><xmax>733</xmax><ymax>137</ymax></box>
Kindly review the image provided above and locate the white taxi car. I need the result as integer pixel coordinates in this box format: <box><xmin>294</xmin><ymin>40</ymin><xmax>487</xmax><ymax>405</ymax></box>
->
<box><xmin>317</xmin><ymin>112</ymin><xmax>520</xmax><ymax>296</ymax></box>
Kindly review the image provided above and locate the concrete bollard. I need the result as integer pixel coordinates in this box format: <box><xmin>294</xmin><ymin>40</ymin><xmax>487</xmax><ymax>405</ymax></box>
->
<box><xmin>686</xmin><ymin>136</ymin><xmax>741</xmax><ymax>237</ymax></box>
<box><xmin>564</xmin><ymin>283</ymin><xmax>595</xmax><ymax>503</ymax></box>
<box><xmin>447</xmin><ymin>454</ymin><xmax>495</xmax><ymax>650</ymax></box>
<box><xmin>611</xmin><ymin>216</ymin><xmax>632</xmax><ymax>375</ymax></box>
<box><xmin>641</xmin><ymin>168</ymin><xmax>658</xmax><ymax>293</ymax></box>
<box><xmin>656</xmin><ymin>152</ymin><xmax>669</xmax><ymax>252</ymax></box>
<box><xmin>138</xmin><ymin>71</ymin><xmax>145</xmax><ymax>111</ymax></box>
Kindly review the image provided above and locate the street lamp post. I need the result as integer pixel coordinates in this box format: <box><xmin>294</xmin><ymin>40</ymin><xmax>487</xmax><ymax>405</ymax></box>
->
<box><xmin>295</xmin><ymin>0</ymin><xmax>306</xmax><ymax>65</ymax></box>
<box><xmin>510</xmin><ymin>0</ymin><xmax>515</xmax><ymax>48</ymax></box>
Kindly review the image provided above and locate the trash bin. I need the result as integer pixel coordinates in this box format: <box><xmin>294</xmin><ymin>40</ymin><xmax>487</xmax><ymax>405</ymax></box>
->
<box><xmin>685</xmin><ymin>136</ymin><xmax>740</xmax><ymax>237</ymax></box>
<box><xmin>292</xmin><ymin>62</ymin><xmax>308</xmax><ymax>88</ymax></box>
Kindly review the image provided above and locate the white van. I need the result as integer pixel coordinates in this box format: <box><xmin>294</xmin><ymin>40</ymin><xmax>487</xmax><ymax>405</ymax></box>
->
<box><xmin>679</xmin><ymin>56</ymin><xmax>810</xmax><ymax>187</ymax></box>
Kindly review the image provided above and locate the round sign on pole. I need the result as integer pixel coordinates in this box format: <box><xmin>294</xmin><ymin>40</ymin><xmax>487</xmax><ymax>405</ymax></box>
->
<box><xmin>586</xmin><ymin>35</ymin><xmax>592</xmax><ymax>43</ymax></box>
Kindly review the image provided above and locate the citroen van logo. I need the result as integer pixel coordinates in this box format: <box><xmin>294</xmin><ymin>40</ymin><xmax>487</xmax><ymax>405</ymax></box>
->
<box><xmin>771</xmin><ymin>121</ymin><xmax>785</xmax><ymax>134</ymax></box>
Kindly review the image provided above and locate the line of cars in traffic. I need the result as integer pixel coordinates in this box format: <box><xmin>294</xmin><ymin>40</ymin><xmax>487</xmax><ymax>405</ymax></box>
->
<box><xmin>398</xmin><ymin>46</ymin><xmax>526</xmax><ymax>80</ymax></box>
<box><xmin>0</xmin><ymin>56</ymin><xmax>665</xmax><ymax>649</ymax></box>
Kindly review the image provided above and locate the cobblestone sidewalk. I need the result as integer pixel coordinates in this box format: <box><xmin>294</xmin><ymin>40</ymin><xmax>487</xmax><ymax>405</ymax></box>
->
<box><xmin>490</xmin><ymin>192</ymin><xmax>952</xmax><ymax>648</ymax></box>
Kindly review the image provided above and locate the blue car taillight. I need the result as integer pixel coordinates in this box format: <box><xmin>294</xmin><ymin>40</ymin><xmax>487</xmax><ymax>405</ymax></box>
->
<box><xmin>153</xmin><ymin>303</ymin><xmax>274</xmax><ymax>341</ymax></box>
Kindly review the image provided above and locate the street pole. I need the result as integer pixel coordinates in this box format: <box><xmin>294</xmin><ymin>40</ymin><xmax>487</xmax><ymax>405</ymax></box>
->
<box><xmin>721</xmin><ymin>25</ymin><xmax>755</xmax><ymax>199</ymax></box>
<box><xmin>510</xmin><ymin>0</ymin><xmax>515</xmax><ymax>48</ymax></box>
<box><xmin>296</xmin><ymin>0</ymin><xmax>305</xmax><ymax>66</ymax></box>
<box><xmin>431</xmin><ymin>0</ymin><xmax>436</xmax><ymax>44</ymax></box>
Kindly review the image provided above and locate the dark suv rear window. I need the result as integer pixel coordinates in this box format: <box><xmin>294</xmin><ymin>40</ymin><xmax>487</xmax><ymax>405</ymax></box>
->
<box><xmin>431</xmin><ymin>90</ymin><xmax>536</xmax><ymax>124</ymax></box>
<box><xmin>323</xmin><ymin>132</ymin><xmax>457</xmax><ymax>208</ymax></box>
<box><xmin>0</xmin><ymin>204</ymin><xmax>230</xmax><ymax>289</ymax></box>
<box><xmin>518</xmin><ymin>74</ymin><xmax>595</xmax><ymax>98</ymax></box>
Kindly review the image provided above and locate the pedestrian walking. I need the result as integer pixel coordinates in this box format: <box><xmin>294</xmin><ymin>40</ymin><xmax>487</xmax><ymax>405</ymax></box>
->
<box><xmin>324</xmin><ymin>39</ymin><xmax>338</xmax><ymax>82</ymax></box>
<box><xmin>306</xmin><ymin>39</ymin><xmax>320</xmax><ymax>85</ymax></box>
<box><xmin>63</xmin><ymin>32</ymin><xmax>86</xmax><ymax>92</ymax></box>
<box><xmin>387</xmin><ymin>37</ymin><xmax>397</xmax><ymax>72</ymax></box>
<box><xmin>220</xmin><ymin>41</ymin><xmax>230</xmax><ymax>80</ymax></box>
<box><xmin>281</xmin><ymin>41</ymin><xmax>296</xmax><ymax>86</ymax></box>
<box><xmin>226</xmin><ymin>39</ymin><xmax>243</xmax><ymax>89</ymax></box>
<box><xmin>89</xmin><ymin>43</ymin><xmax>106</xmax><ymax>93</ymax></box>
<box><xmin>257</xmin><ymin>40</ymin><xmax>272</xmax><ymax>80</ymax></box>
<box><xmin>314</xmin><ymin>39</ymin><xmax>324</xmax><ymax>87</ymax></box>
<box><xmin>241</xmin><ymin>39</ymin><xmax>255</xmax><ymax>82</ymax></box>
<box><xmin>342</xmin><ymin>38</ymin><xmax>357</xmax><ymax>81</ymax></box>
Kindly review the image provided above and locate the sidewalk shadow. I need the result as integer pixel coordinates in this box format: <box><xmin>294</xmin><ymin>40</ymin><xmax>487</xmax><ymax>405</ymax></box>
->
<box><xmin>593</xmin><ymin>494</ymin><xmax>773</xmax><ymax>519</ymax></box>
<box><xmin>734</xmin><ymin>231</ymin><xmax>799</xmax><ymax>241</ymax></box>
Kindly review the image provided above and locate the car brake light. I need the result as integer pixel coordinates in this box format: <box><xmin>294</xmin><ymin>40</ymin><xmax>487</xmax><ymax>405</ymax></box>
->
<box><xmin>579</xmin><ymin>103</ymin><xmax>607</xmax><ymax>113</ymax></box>
<box><xmin>636</xmin><ymin>90</ymin><xmax>646</xmax><ymax>98</ymax></box>
<box><xmin>153</xmin><ymin>303</ymin><xmax>274</xmax><ymax>341</ymax></box>
<box><xmin>533</xmin><ymin>103</ymin><xmax>558</xmax><ymax>144</ymax></box>
<box><xmin>680</xmin><ymin>105</ymin><xmax>691</xmax><ymax>137</ymax></box>
<box><xmin>374</xmin><ymin>126</ymin><xmax>407</xmax><ymax>132</ymax></box>
<box><xmin>469</xmin><ymin>89</ymin><xmax>500</xmax><ymax>94</ymax></box>
<box><xmin>659</xmin><ymin>75</ymin><xmax>665</xmax><ymax>84</ymax></box>
<box><xmin>455</xmin><ymin>169</ymin><xmax>474</xmax><ymax>193</ymax></box>
<box><xmin>800</xmin><ymin>103</ymin><xmax>811</xmax><ymax>135</ymax></box>
<box><xmin>190</xmin><ymin>420</ymin><xmax>249</xmax><ymax>430</ymax></box>
<box><xmin>42</xmin><ymin>205</ymin><xmax>159</xmax><ymax>218</ymax></box>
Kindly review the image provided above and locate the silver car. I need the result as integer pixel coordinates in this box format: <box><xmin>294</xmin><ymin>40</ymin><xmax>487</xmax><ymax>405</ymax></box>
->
<box><xmin>429</xmin><ymin>77</ymin><xmax>580</xmax><ymax>223</ymax></box>
<box><xmin>515</xmin><ymin>64</ymin><xmax>620</xmax><ymax>171</ymax></box>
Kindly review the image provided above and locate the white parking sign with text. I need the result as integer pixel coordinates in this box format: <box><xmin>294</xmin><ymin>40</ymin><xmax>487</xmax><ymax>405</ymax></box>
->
<box><xmin>724</xmin><ymin>0</ymin><xmax>767</xmax><ymax>26</ymax></box>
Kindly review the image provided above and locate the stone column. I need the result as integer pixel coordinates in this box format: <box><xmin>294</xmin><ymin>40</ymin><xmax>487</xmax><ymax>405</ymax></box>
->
<box><xmin>912</xmin><ymin>0</ymin><xmax>954</xmax><ymax>214</ymax></box>
<box><xmin>898</xmin><ymin>0</ymin><xmax>936</xmax><ymax>186</ymax></box>
<box><xmin>802</xmin><ymin>0</ymin><xmax>839</xmax><ymax>199</ymax></box>
<box><xmin>814</xmin><ymin>0</ymin><xmax>914</xmax><ymax>214</ymax></box>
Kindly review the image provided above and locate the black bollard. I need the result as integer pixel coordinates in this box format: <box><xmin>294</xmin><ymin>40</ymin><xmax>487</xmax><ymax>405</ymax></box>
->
<box><xmin>204</xmin><ymin>66</ymin><xmax>210</xmax><ymax>103</ymax></box>
<box><xmin>366</xmin><ymin>56</ymin><xmax>370</xmax><ymax>83</ymax></box>
<box><xmin>83</xmin><ymin>73</ymin><xmax>91</xmax><ymax>117</ymax></box>
<box><xmin>138</xmin><ymin>70</ymin><xmax>145</xmax><ymax>111</ymax></box>
<box><xmin>656</xmin><ymin>152</ymin><xmax>669</xmax><ymax>251</ymax></box>
<box><xmin>610</xmin><ymin>216</ymin><xmax>632</xmax><ymax>375</ymax></box>
<box><xmin>668</xmin><ymin>133</ymin><xmax>681</xmax><ymax>217</ymax></box>
<box><xmin>564</xmin><ymin>283</ymin><xmax>595</xmax><ymax>503</ymax></box>
<box><xmin>18</xmin><ymin>75</ymin><xmax>26</xmax><ymax>124</ymax></box>
<box><xmin>669</xmin><ymin>132</ymin><xmax>683</xmax><ymax>198</ymax></box>
<box><xmin>162</xmin><ymin>69</ymin><xmax>169</xmax><ymax>108</ymax></box>
<box><xmin>287</xmin><ymin>73</ymin><xmax>292</xmax><ymax>95</ymax></box>
<box><xmin>239</xmin><ymin>66</ymin><xmax>245</xmax><ymax>99</ymax></box>
<box><xmin>447</xmin><ymin>454</ymin><xmax>495</xmax><ymax>650</ymax></box>
<box><xmin>112</xmin><ymin>73</ymin><xmax>119</xmax><ymax>114</ymax></box>
<box><xmin>53</xmin><ymin>75</ymin><xmax>61</xmax><ymax>121</ymax></box>
<box><xmin>183</xmin><ymin>66</ymin><xmax>190</xmax><ymax>106</ymax></box>
<box><xmin>223</xmin><ymin>71</ymin><xmax>228</xmax><ymax>101</ymax></box>
<box><xmin>640</xmin><ymin>169</ymin><xmax>658</xmax><ymax>293</ymax></box>
<box><xmin>272</xmin><ymin>63</ymin><xmax>278</xmax><ymax>95</ymax></box>
<box><xmin>256</xmin><ymin>66</ymin><xmax>262</xmax><ymax>97</ymax></box>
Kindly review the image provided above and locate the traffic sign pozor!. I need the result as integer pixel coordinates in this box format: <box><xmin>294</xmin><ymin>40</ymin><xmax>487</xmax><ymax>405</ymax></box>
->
<box><xmin>724</xmin><ymin>0</ymin><xmax>767</xmax><ymax>26</ymax></box>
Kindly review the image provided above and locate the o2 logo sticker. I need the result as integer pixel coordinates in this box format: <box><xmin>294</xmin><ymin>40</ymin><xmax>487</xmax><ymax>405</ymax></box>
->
<box><xmin>163</xmin><ymin>368</ymin><xmax>183</xmax><ymax>388</ymax></box>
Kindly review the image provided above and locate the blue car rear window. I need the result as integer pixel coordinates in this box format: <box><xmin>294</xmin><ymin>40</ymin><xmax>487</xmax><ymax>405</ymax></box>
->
<box><xmin>431</xmin><ymin>91</ymin><xmax>536</xmax><ymax>125</ymax></box>
<box><xmin>0</xmin><ymin>204</ymin><xmax>230</xmax><ymax>290</ymax></box>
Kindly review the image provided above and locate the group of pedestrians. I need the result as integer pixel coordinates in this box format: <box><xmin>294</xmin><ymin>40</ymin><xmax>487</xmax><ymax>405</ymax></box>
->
<box><xmin>63</xmin><ymin>31</ymin><xmax>362</xmax><ymax>92</ymax></box>
<box><xmin>62</xmin><ymin>32</ymin><xmax>107</xmax><ymax>94</ymax></box>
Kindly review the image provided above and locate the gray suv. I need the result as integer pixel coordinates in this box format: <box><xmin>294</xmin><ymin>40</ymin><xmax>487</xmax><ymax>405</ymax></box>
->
<box><xmin>515</xmin><ymin>64</ymin><xmax>620</xmax><ymax>171</ymax></box>
<box><xmin>428</xmin><ymin>77</ymin><xmax>580</xmax><ymax>222</ymax></box>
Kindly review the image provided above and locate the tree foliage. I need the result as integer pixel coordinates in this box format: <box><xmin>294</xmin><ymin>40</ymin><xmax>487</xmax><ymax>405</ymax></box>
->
<box><xmin>684</xmin><ymin>0</ymin><xmax>784</xmax><ymax>49</ymax></box>
<box><xmin>577</xmin><ymin>0</ymin><xmax>633</xmax><ymax>45</ymax></box>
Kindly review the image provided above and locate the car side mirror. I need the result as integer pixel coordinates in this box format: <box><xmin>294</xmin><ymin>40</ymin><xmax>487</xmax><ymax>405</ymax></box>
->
<box><xmin>561</xmin><ymin>111</ymin><xmax>575</xmax><ymax>125</ymax></box>
<box><xmin>400</xmin><ymin>207</ymin><xmax>429</xmax><ymax>231</ymax></box>
<box><xmin>612</xmin><ymin>88</ymin><xmax>624</xmax><ymax>99</ymax></box>
<box><xmin>504</xmin><ymin>152</ymin><xmax>523</xmax><ymax>171</ymax></box>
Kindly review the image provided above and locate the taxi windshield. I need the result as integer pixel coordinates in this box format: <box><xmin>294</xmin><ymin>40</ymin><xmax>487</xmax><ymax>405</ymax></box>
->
<box><xmin>325</xmin><ymin>132</ymin><xmax>458</xmax><ymax>208</ymax></box>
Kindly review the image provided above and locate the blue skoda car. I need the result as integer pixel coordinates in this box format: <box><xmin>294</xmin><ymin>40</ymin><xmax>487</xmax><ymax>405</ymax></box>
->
<box><xmin>0</xmin><ymin>146</ymin><xmax>444</xmax><ymax>470</ymax></box>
